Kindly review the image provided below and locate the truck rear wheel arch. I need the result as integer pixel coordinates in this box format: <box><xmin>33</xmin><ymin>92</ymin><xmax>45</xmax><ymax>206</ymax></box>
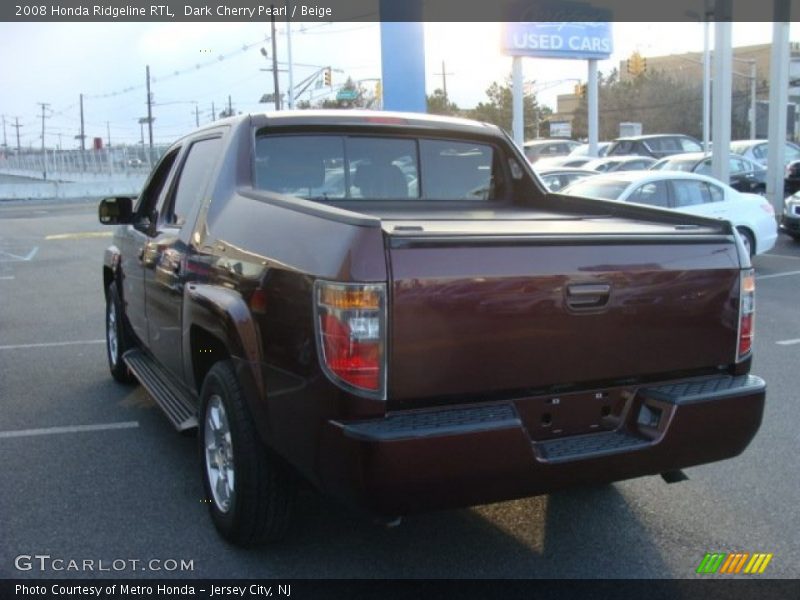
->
<box><xmin>190</xmin><ymin>325</ymin><xmax>231</xmax><ymax>392</ymax></box>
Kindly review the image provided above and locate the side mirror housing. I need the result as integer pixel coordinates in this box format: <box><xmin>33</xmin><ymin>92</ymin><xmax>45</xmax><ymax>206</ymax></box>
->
<box><xmin>98</xmin><ymin>197</ymin><xmax>134</xmax><ymax>225</ymax></box>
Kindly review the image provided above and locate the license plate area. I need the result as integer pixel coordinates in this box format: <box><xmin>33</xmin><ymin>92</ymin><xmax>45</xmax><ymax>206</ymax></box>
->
<box><xmin>515</xmin><ymin>388</ymin><xmax>632</xmax><ymax>441</ymax></box>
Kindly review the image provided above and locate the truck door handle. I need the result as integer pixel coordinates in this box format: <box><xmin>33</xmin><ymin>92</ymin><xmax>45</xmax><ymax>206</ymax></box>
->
<box><xmin>566</xmin><ymin>283</ymin><xmax>611</xmax><ymax>310</ymax></box>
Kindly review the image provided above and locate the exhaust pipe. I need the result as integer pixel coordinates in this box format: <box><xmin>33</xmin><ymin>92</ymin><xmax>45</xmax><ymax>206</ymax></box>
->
<box><xmin>374</xmin><ymin>516</ymin><xmax>403</xmax><ymax>528</ymax></box>
<box><xmin>661</xmin><ymin>470</ymin><xmax>689</xmax><ymax>484</ymax></box>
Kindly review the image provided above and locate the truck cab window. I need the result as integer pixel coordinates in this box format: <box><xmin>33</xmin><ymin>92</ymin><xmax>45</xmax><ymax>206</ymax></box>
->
<box><xmin>136</xmin><ymin>148</ymin><xmax>180</xmax><ymax>221</ymax></box>
<box><xmin>169</xmin><ymin>137</ymin><xmax>223</xmax><ymax>228</ymax></box>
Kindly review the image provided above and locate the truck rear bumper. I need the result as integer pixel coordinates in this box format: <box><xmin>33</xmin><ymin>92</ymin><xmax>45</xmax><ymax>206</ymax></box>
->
<box><xmin>317</xmin><ymin>374</ymin><xmax>765</xmax><ymax>515</ymax></box>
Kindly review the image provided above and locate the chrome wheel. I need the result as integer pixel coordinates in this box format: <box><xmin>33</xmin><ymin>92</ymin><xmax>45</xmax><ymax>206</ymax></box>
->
<box><xmin>107</xmin><ymin>297</ymin><xmax>118</xmax><ymax>366</ymax></box>
<box><xmin>205</xmin><ymin>394</ymin><xmax>235</xmax><ymax>513</ymax></box>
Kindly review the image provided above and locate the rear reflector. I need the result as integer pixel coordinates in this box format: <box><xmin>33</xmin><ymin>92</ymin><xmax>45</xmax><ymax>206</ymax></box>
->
<box><xmin>314</xmin><ymin>281</ymin><xmax>386</xmax><ymax>399</ymax></box>
<box><xmin>737</xmin><ymin>270</ymin><xmax>755</xmax><ymax>361</ymax></box>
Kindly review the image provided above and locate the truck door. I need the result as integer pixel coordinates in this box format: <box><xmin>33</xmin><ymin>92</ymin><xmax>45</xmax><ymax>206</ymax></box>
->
<box><xmin>120</xmin><ymin>148</ymin><xmax>181</xmax><ymax>346</ymax></box>
<box><xmin>143</xmin><ymin>135</ymin><xmax>223</xmax><ymax>381</ymax></box>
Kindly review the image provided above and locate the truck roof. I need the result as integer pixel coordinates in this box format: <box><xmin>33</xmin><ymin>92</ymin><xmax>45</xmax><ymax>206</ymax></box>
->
<box><xmin>200</xmin><ymin>109</ymin><xmax>504</xmax><ymax>138</ymax></box>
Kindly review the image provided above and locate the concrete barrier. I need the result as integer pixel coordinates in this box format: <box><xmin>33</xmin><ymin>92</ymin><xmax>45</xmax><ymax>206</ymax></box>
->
<box><xmin>0</xmin><ymin>175</ymin><xmax>146</xmax><ymax>200</ymax></box>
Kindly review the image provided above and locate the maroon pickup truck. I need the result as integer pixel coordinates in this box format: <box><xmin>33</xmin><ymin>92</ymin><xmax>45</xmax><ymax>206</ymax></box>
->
<box><xmin>99</xmin><ymin>111</ymin><xmax>765</xmax><ymax>546</ymax></box>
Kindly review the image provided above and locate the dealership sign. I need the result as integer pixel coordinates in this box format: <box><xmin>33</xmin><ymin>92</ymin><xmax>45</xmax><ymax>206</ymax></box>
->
<box><xmin>503</xmin><ymin>22</ymin><xmax>613</xmax><ymax>60</ymax></box>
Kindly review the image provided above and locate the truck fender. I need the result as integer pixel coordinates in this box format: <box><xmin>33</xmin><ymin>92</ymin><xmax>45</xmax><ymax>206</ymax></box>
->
<box><xmin>183</xmin><ymin>283</ymin><xmax>271</xmax><ymax>441</ymax></box>
<box><xmin>102</xmin><ymin>244</ymin><xmax>122</xmax><ymax>298</ymax></box>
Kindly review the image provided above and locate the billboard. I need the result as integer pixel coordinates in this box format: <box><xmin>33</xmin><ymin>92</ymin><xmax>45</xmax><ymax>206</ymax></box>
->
<box><xmin>503</xmin><ymin>22</ymin><xmax>613</xmax><ymax>60</ymax></box>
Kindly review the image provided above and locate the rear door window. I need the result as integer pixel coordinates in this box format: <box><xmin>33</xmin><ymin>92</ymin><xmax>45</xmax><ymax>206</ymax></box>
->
<box><xmin>671</xmin><ymin>179</ymin><xmax>719</xmax><ymax>207</ymax></box>
<box><xmin>627</xmin><ymin>181</ymin><xmax>669</xmax><ymax>207</ymax></box>
<box><xmin>169</xmin><ymin>137</ymin><xmax>223</xmax><ymax>228</ymax></box>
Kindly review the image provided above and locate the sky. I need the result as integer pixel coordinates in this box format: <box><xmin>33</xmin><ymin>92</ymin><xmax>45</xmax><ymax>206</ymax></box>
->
<box><xmin>0</xmin><ymin>21</ymin><xmax>797</xmax><ymax>148</ymax></box>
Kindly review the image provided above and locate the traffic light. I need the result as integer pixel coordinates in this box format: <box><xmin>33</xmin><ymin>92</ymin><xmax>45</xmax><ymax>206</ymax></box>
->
<box><xmin>574</xmin><ymin>83</ymin><xmax>587</xmax><ymax>98</ymax></box>
<box><xmin>627</xmin><ymin>52</ymin><xmax>647</xmax><ymax>77</ymax></box>
<box><xmin>323</xmin><ymin>68</ymin><xmax>332</xmax><ymax>87</ymax></box>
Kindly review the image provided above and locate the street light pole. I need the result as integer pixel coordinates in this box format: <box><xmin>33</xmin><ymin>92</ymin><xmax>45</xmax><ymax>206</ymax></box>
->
<box><xmin>750</xmin><ymin>60</ymin><xmax>757</xmax><ymax>139</ymax></box>
<box><xmin>703</xmin><ymin>20</ymin><xmax>711</xmax><ymax>153</ymax></box>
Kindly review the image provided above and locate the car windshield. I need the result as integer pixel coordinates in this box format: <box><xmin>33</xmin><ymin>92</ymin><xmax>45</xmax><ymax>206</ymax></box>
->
<box><xmin>660</xmin><ymin>158</ymin><xmax>698</xmax><ymax>172</ymax></box>
<box><xmin>730</xmin><ymin>142</ymin><xmax>752</xmax><ymax>155</ymax></box>
<box><xmin>563</xmin><ymin>178</ymin><xmax>629</xmax><ymax>200</ymax></box>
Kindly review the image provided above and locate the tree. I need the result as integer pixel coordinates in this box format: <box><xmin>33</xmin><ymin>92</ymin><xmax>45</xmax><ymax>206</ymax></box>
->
<box><xmin>467</xmin><ymin>77</ymin><xmax>542</xmax><ymax>140</ymax></box>
<box><xmin>427</xmin><ymin>88</ymin><xmax>459</xmax><ymax>116</ymax></box>
<box><xmin>569</xmin><ymin>68</ymin><xmax>750</xmax><ymax>141</ymax></box>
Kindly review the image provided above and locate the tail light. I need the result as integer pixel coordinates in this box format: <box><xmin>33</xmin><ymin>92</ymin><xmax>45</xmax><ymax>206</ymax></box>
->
<box><xmin>314</xmin><ymin>280</ymin><xmax>386</xmax><ymax>399</ymax></box>
<box><xmin>737</xmin><ymin>269</ymin><xmax>755</xmax><ymax>360</ymax></box>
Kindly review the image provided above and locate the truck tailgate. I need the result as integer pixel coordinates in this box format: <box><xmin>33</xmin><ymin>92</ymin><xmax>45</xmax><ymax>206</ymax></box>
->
<box><xmin>384</xmin><ymin>217</ymin><xmax>741</xmax><ymax>402</ymax></box>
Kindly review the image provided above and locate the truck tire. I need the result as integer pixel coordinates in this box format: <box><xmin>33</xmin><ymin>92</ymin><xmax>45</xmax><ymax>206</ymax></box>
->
<box><xmin>106</xmin><ymin>283</ymin><xmax>136</xmax><ymax>384</ymax></box>
<box><xmin>199</xmin><ymin>360</ymin><xmax>295</xmax><ymax>546</ymax></box>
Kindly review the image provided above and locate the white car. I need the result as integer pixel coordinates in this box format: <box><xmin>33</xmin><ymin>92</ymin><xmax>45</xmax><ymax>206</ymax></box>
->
<box><xmin>730</xmin><ymin>140</ymin><xmax>800</xmax><ymax>167</ymax></box>
<box><xmin>562</xmin><ymin>171</ymin><xmax>778</xmax><ymax>257</ymax></box>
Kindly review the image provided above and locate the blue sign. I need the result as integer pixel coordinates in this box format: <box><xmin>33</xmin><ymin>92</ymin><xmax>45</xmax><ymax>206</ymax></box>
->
<box><xmin>503</xmin><ymin>22</ymin><xmax>613</xmax><ymax>60</ymax></box>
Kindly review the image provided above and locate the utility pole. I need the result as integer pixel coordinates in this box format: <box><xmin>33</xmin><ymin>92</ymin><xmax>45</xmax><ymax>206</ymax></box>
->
<box><xmin>146</xmin><ymin>65</ymin><xmax>154</xmax><ymax>166</ymax></box>
<box><xmin>228</xmin><ymin>95</ymin><xmax>233</xmax><ymax>116</ymax></box>
<box><xmin>211</xmin><ymin>101</ymin><xmax>216</xmax><ymax>121</ymax></box>
<box><xmin>12</xmin><ymin>117</ymin><xmax>22</xmax><ymax>154</ymax></box>
<box><xmin>195</xmin><ymin>104</ymin><xmax>200</xmax><ymax>127</ymax></box>
<box><xmin>271</xmin><ymin>9</ymin><xmax>281</xmax><ymax>110</ymax></box>
<box><xmin>1</xmin><ymin>115</ymin><xmax>6</xmax><ymax>151</ymax></box>
<box><xmin>107</xmin><ymin>120</ymin><xmax>113</xmax><ymax>174</ymax></box>
<box><xmin>439</xmin><ymin>61</ymin><xmax>454</xmax><ymax>106</ymax></box>
<box><xmin>285</xmin><ymin>7</ymin><xmax>294</xmax><ymax>109</ymax></box>
<box><xmin>79</xmin><ymin>93</ymin><xmax>86</xmax><ymax>171</ymax></box>
<box><xmin>38</xmin><ymin>102</ymin><xmax>50</xmax><ymax>179</ymax></box>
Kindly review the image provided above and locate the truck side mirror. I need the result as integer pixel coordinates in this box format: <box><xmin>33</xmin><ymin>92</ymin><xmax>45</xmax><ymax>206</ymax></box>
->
<box><xmin>98</xmin><ymin>197</ymin><xmax>134</xmax><ymax>225</ymax></box>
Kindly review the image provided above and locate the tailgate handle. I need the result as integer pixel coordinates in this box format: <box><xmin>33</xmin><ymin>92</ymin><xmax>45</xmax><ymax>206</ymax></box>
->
<box><xmin>566</xmin><ymin>283</ymin><xmax>611</xmax><ymax>309</ymax></box>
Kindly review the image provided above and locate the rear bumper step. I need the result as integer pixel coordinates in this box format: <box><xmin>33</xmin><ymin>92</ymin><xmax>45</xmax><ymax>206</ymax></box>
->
<box><xmin>320</xmin><ymin>374</ymin><xmax>765</xmax><ymax>515</ymax></box>
<box><xmin>123</xmin><ymin>349</ymin><xmax>198</xmax><ymax>431</ymax></box>
<box><xmin>536</xmin><ymin>430</ymin><xmax>650</xmax><ymax>462</ymax></box>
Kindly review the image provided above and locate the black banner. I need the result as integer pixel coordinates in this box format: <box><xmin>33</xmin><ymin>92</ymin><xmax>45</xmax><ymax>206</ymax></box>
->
<box><xmin>1</xmin><ymin>0</ymin><xmax>798</xmax><ymax>23</ymax></box>
<box><xmin>2</xmin><ymin>579</ymin><xmax>800</xmax><ymax>600</ymax></box>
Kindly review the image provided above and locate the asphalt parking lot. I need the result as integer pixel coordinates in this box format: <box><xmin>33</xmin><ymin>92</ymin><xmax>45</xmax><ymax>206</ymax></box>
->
<box><xmin>0</xmin><ymin>199</ymin><xmax>798</xmax><ymax>579</ymax></box>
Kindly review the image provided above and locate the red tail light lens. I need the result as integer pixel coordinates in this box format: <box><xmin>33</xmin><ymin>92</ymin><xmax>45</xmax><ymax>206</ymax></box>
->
<box><xmin>314</xmin><ymin>281</ymin><xmax>386</xmax><ymax>398</ymax></box>
<box><xmin>737</xmin><ymin>270</ymin><xmax>755</xmax><ymax>360</ymax></box>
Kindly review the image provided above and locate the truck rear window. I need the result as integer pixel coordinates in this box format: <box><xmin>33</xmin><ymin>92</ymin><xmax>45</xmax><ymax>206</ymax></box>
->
<box><xmin>254</xmin><ymin>135</ymin><xmax>500</xmax><ymax>201</ymax></box>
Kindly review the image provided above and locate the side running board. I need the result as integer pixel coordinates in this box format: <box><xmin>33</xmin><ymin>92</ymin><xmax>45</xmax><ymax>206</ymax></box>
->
<box><xmin>123</xmin><ymin>349</ymin><xmax>198</xmax><ymax>431</ymax></box>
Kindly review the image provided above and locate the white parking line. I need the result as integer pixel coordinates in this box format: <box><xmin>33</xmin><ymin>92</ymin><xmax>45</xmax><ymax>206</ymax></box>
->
<box><xmin>0</xmin><ymin>339</ymin><xmax>104</xmax><ymax>351</ymax></box>
<box><xmin>0</xmin><ymin>246</ymin><xmax>38</xmax><ymax>262</ymax></box>
<box><xmin>776</xmin><ymin>339</ymin><xmax>800</xmax><ymax>346</ymax></box>
<box><xmin>45</xmin><ymin>232</ymin><xmax>112</xmax><ymax>240</ymax></box>
<box><xmin>761</xmin><ymin>254</ymin><xmax>800</xmax><ymax>261</ymax></box>
<box><xmin>0</xmin><ymin>421</ymin><xmax>139</xmax><ymax>440</ymax></box>
<box><xmin>756</xmin><ymin>270</ymin><xmax>800</xmax><ymax>280</ymax></box>
<box><xmin>0</xmin><ymin>275</ymin><xmax>14</xmax><ymax>280</ymax></box>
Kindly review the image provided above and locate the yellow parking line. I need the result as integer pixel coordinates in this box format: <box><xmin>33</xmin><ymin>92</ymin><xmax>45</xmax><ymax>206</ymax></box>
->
<box><xmin>45</xmin><ymin>232</ymin><xmax>113</xmax><ymax>240</ymax></box>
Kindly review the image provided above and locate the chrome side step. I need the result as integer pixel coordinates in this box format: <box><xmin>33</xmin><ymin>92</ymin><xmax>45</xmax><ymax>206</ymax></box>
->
<box><xmin>123</xmin><ymin>349</ymin><xmax>198</xmax><ymax>431</ymax></box>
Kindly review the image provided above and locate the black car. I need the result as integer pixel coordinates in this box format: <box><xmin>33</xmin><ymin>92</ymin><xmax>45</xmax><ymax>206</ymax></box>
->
<box><xmin>785</xmin><ymin>159</ymin><xmax>800</xmax><ymax>196</ymax></box>
<box><xmin>651</xmin><ymin>152</ymin><xmax>766</xmax><ymax>195</ymax></box>
<box><xmin>607</xmin><ymin>134</ymin><xmax>703</xmax><ymax>159</ymax></box>
<box><xmin>522</xmin><ymin>138</ymin><xmax>581</xmax><ymax>164</ymax></box>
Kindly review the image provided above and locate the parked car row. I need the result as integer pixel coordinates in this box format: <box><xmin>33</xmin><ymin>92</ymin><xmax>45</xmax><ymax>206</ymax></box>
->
<box><xmin>561</xmin><ymin>171</ymin><xmax>778</xmax><ymax>257</ymax></box>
